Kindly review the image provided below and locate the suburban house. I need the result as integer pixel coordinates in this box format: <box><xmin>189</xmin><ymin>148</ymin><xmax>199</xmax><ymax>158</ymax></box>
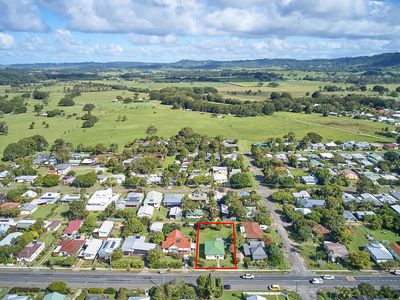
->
<box><xmin>0</xmin><ymin>232</ymin><xmax>22</xmax><ymax>247</ymax></box>
<box><xmin>343</xmin><ymin>211</ymin><xmax>356</xmax><ymax>222</ymax></box>
<box><xmin>54</xmin><ymin>164</ymin><xmax>72</xmax><ymax>175</ymax></box>
<box><xmin>17</xmin><ymin>242</ymin><xmax>45</xmax><ymax>263</ymax></box>
<box><xmin>168</xmin><ymin>207</ymin><xmax>182</xmax><ymax>219</ymax></box>
<box><xmin>63</xmin><ymin>220</ymin><xmax>84</xmax><ymax>238</ymax></box>
<box><xmin>54</xmin><ymin>239</ymin><xmax>85</xmax><ymax>257</ymax></box>
<box><xmin>149</xmin><ymin>222</ymin><xmax>164</xmax><ymax>233</ymax></box>
<box><xmin>46</xmin><ymin>220</ymin><xmax>61</xmax><ymax>232</ymax></box>
<box><xmin>37</xmin><ymin>192</ymin><xmax>61</xmax><ymax>204</ymax></box>
<box><xmin>301</xmin><ymin>175</ymin><xmax>318</xmax><ymax>185</ymax></box>
<box><xmin>86</xmin><ymin>188</ymin><xmax>119</xmax><ymax>211</ymax></box>
<box><xmin>94</xmin><ymin>221</ymin><xmax>114</xmax><ymax>238</ymax></box>
<box><xmin>205</xmin><ymin>240</ymin><xmax>225</xmax><ymax>260</ymax></box>
<box><xmin>60</xmin><ymin>194</ymin><xmax>81</xmax><ymax>203</ymax></box>
<box><xmin>22</xmin><ymin>190</ymin><xmax>37</xmax><ymax>199</ymax></box>
<box><xmin>121</xmin><ymin>236</ymin><xmax>156</xmax><ymax>257</ymax></box>
<box><xmin>184</xmin><ymin>209</ymin><xmax>205</xmax><ymax>219</ymax></box>
<box><xmin>313</xmin><ymin>224</ymin><xmax>331</xmax><ymax>238</ymax></box>
<box><xmin>241</xmin><ymin>222</ymin><xmax>264</xmax><ymax>241</ymax></box>
<box><xmin>81</xmin><ymin>238</ymin><xmax>103</xmax><ymax>260</ymax></box>
<box><xmin>97</xmin><ymin>238</ymin><xmax>122</xmax><ymax>260</ymax></box>
<box><xmin>43</xmin><ymin>292</ymin><xmax>69</xmax><ymax>300</ymax></box>
<box><xmin>14</xmin><ymin>175</ymin><xmax>37</xmax><ymax>184</ymax></box>
<box><xmin>161</xmin><ymin>229</ymin><xmax>191</xmax><ymax>255</ymax></box>
<box><xmin>365</xmin><ymin>242</ymin><xmax>394</xmax><ymax>263</ymax></box>
<box><xmin>300</xmin><ymin>199</ymin><xmax>326</xmax><ymax>208</ymax></box>
<box><xmin>137</xmin><ymin>205</ymin><xmax>154</xmax><ymax>218</ymax></box>
<box><xmin>124</xmin><ymin>192</ymin><xmax>144</xmax><ymax>207</ymax></box>
<box><xmin>163</xmin><ymin>194</ymin><xmax>184</xmax><ymax>207</ymax></box>
<box><xmin>143</xmin><ymin>191</ymin><xmax>163</xmax><ymax>208</ymax></box>
<box><xmin>188</xmin><ymin>190</ymin><xmax>208</xmax><ymax>202</ymax></box>
<box><xmin>340</xmin><ymin>169</ymin><xmax>359</xmax><ymax>180</ymax></box>
<box><xmin>243</xmin><ymin>241</ymin><xmax>268</xmax><ymax>261</ymax></box>
<box><xmin>324</xmin><ymin>241</ymin><xmax>349</xmax><ymax>262</ymax></box>
<box><xmin>20</xmin><ymin>203</ymin><xmax>38</xmax><ymax>215</ymax></box>
<box><xmin>388</xmin><ymin>242</ymin><xmax>400</xmax><ymax>260</ymax></box>
<box><xmin>212</xmin><ymin>166</ymin><xmax>228</xmax><ymax>184</ymax></box>
<box><xmin>17</xmin><ymin>219</ymin><xmax>36</xmax><ymax>229</ymax></box>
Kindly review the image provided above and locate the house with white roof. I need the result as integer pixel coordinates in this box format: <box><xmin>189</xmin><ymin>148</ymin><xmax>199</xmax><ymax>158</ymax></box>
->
<box><xmin>137</xmin><ymin>205</ymin><xmax>154</xmax><ymax>218</ymax></box>
<box><xmin>121</xmin><ymin>236</ymin><xmax>156</xmax><ymax>257</ymax></box>
<box><xmin>94</xmin><ymin>221</ymin><xmax>114</xmax><ymax>238</ymax></box>
<box><xmin>365</xmin><ymin>242</ymin><xmax>394</xmax><ymax>263</ymax></box>
<box><xmin>0</xmin><ymin>232</ymin><xmax>22</xmax><ymax>247</ymax></box>
<box><xmin>86</xmin><ymin>188</ymin><xmax>119</xmax><ymax>211</ymax></box>
<box><xmin>143</xmin><ymin>191</ymin><xmax>163</xmax><ymax>208</ymax></box>
<box><xmin>37</xmin><ymin>192</ymin><xmax>61</xmax><ymax>204</ymax></box>
<box><xmin>97</xmin><ymin>238</ymin><xmax>122</xmax><ymax>260</ymax></box>
<box><xmin>81</xmin><ymin>238</ymin><xmax>103</xmax><ymax>260</ymax></box>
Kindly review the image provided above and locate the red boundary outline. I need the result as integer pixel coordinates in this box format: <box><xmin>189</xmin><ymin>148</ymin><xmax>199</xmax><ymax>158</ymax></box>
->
<box><xmin>194</xmin><ymin>221</ymin><xmax>237</xmax><ymax>270</ymax></box>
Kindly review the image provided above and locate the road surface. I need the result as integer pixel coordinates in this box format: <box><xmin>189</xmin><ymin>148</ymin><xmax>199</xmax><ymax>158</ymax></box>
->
<box><xmin>0</xmin><ymin>270</ymin><xmax>398</xmax><ymax>293</ymax></box>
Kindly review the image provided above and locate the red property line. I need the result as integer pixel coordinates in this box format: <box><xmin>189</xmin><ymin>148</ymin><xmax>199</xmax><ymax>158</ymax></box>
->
<box><xmin>194</xmin><ymin>221</ymin><xmax>238</xmax><ymax>270</ymax></box>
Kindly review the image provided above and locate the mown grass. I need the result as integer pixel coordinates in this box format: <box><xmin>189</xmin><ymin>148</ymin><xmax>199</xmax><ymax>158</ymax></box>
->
<box><xmin>0</xmin><ymin>88</ymin><xmax>393</xmax><ymax>155</ymax></box>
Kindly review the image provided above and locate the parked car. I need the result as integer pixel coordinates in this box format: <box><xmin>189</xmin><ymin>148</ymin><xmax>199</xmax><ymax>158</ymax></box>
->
<box><xmin>322</xmin><ymin>275</ymin><xmax>335</xmax><ymax>280</ymax></box>
<box><xmin>268</xmin><ymin>284</ymin><xmax>281</xmax><ymax>291</ymax></box>
<box><xmin>241</xmin><ymin>274</ymin><xmax>255</xmax><ymax>279</ymax></box>
<box><xmin>311</xmin><ymin>278</ymin><xmax>323</xmax><ymax>284</ymax></box>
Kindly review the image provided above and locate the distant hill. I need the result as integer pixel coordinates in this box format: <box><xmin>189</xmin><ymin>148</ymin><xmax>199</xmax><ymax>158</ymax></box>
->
<box><xmin>3</xmin><ymin>52</ymin><xmax>400</xmax><ymax>71</ymax></box>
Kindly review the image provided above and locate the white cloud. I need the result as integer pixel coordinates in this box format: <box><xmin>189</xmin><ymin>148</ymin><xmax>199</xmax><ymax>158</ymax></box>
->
<box><xmin>0</xmin><ymin>33</ymin><xmax>15</xmax><ymax>49</ymax></box>
<box><xmin>55</xmin><ymin>29</ymin><xmax>72</xmax><ymax>40</ymax></box>
<box><xmin>0</xmin><ymin>0</ymin><xmax>47</xmax><ymax>32</ymax></box>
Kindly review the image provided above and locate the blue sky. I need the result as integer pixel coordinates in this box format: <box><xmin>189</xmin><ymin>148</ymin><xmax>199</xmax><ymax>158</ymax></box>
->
<box><xmin>0</xmin><ymin>0</ymin><xmax>399</xmax><ymax>64</ymax></box>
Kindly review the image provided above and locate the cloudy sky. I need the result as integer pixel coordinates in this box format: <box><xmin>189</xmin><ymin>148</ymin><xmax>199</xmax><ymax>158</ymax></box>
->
<box><xmin>0</xmin><ymin>0</ymin><xmax>400</xmax><ymax>64</ymax></box>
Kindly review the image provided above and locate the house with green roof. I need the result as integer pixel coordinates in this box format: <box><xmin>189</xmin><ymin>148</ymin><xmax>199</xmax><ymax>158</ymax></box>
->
<box><xmin>205</xmin><ymin>240</ymin><xmax>225</xmax><ymax>260</ymax></box>
<box><xmin>43</xmin><ymin>292</ymin><xmax>69</xmax><ymax>300</ymax></box>
<box><xmin>185</xmin><ymin>209</ymin><xmax>205</xmax><ymax>220</ymax></box>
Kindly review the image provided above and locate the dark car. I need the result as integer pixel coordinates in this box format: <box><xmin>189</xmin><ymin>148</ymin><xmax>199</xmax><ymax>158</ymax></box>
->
<box><xmin>224</xmin><ymin>285</ymin><xmax>231</xmax><ymax>290</ymax></box>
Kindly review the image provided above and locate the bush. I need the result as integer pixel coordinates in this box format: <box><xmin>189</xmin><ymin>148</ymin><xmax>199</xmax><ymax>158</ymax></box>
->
<box><xmin>47</xmin><ymin>281</ymin><xmax>70</xmax><ymax>294</ymax></box>
<box><xmin>104</xmin><ymin>288</ymin><xmax>116</xmax><ymax>295</ymax></box>
<box><xmin>86</xmin><ymin>288</ymin><xmax>104</xmax><ymax>294</ymax></box>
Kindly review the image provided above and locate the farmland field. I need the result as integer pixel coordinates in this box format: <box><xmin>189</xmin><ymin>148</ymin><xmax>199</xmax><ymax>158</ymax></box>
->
<box><xmin>0</xmin><ymin>84</ymin><xmax>394</xmax><ymax>154</ymax></box>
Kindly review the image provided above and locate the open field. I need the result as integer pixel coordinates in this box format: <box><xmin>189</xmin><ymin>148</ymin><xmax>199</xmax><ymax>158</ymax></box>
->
<box><xmin>0</xmin><ymin>86</ymin><xmax>394</xmax><ymax>154</ymax></box>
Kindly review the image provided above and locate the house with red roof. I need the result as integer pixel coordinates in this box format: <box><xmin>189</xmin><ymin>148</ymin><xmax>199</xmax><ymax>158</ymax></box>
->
<box><xmin>54</xmin><ymin>239</ymin><xmax>85</xmax><ymax>256</ymax></box>
<box><xmin>241</xmin><ymin>222</ymin><xmax>264</xmax><ymax>241</ymax></box>
<box><xmin>0</xmin><ymin>202</ymin><xmax>20</xmax><ymax>209</ymax></box>
<box><xmin>313</xmin><ymin>224</ymin><xmax>331</xmax><ymax>238</ymax></box>
<box><xmin>388</xmin><ymin>242</ymin><xmax>400</xmax><ymax>260</ymax></box>
<box><xmin>161</xmin><ymin>229</ymin><xmax>191</xmax><ymax>255</ymax></box>
<box><xmin>63</xmin><ymin>220</ymin><xmax>83</xmax><ymax>237</ymax></box>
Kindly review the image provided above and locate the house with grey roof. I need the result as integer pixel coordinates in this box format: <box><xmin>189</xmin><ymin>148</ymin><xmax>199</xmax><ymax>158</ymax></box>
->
<box><xmin>163</xmin><ymin>194</ymin><xmax>184</xmax><ymax>207</ymax></box>
<box><xmin>243</xmin><ymin>241</ymin><xmax>268</xmax><ymax>261</ymax></box>
<box><xmin>124</xmin><ymin>192</ymin><xmax>144</xmax><ymax>207</ymax></box>
<box><xmin>121</xmin><ymin>236</ymin><xmax>156</xmax><ymax>257</ymax></box>
<box><xmin>300</xmin><ymin>198</ymin><xmax>326</xmax><ymax>208</ymax></box>
<box><xmin>365</xmin><ymin>242</ymin><xmax>394</xmax><ymax>263</ymax></box>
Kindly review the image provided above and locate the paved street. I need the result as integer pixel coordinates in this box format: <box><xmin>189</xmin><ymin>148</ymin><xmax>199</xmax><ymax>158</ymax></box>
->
<box><xmin>247</xmin><ymin>155</ymin><xmax>310</xmax><ymax>276</ymax></box>
<box><xmin>0</xmin><ymin>269</ymin><xmax>398</xmax><ymax>293</ymax></box>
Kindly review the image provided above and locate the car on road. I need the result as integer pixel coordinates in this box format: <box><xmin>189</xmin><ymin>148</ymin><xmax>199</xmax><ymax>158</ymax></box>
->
<box><xmin>241</xmin><ymin>274</ymin><xmax>255</xmax><ymax>279</ymax></box>
<box><xmin>224</xmin><ymin>284</ymin><xmax>231</xmax><ymax>290</ymax></box>
<box><xmin>311</xmin><ymin>278</ymin><xmax>323</xmax><ymax>284</ymax></box>
<box><xmin>394</xmin><ymin>270</ymin><xmax>400</xmax><ymax>275</ymax></box>
<box><xmin>322</xmin><ymin>275</ymin><xmax>335</xmax><ymax>280</ymax></box>
<box><xmin>268</xmin><ymin>284</ymin><xmax>281</xmax><ymax>291</ymax></box>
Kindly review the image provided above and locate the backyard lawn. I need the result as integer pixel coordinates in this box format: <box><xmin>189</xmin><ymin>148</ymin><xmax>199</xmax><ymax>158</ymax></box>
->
<box><xmin>30</xmin><ymin>204</ymin><xmax>55</xmax><ymax>219</ymax></box>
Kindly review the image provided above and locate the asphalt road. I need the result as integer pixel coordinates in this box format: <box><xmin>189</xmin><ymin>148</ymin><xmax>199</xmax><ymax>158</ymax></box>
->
<box><xmin>0</xmin><ymin>269</ymin><xmax>399</xmax><ymax>291</ymax></box>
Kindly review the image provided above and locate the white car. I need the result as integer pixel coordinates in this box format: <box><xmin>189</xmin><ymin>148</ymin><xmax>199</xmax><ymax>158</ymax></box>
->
<box><xmin>322</xmin><ymin>275</ymin><xmax>335</xmax><ymax>280</ymax></box>
<box><xmin>311</xmin><ymin>278</ymin><xmax>323</xmax><ymax>284</ymax></box>
<box><xmin>241</xmin><ymin>274</ymin><xmax>255</xmax><ymax>279</ymax></box>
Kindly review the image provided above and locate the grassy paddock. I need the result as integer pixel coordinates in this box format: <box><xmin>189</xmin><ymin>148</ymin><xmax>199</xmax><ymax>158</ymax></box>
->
<box><xmin>0</xmin><ymin>91</ymin><xmax>393</xmax><ymax>154</ymax></box>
